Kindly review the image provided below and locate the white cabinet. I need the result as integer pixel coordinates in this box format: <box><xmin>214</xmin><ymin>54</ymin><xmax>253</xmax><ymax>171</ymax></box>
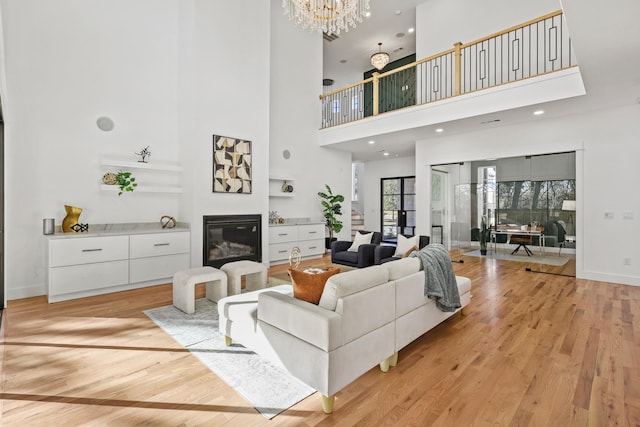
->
<box><xmin>268</xmin><ymin>223</ymin><xmax>325</xmax><ymax>264</ymax></box>
<box><xmin>47</xmin><ymin>230</ymin><xmax>190</xmax><ymax>303</ymax></box>
<box><xmin>47</xmin><ymin>236</ymin><xmax>130</xmax><ymax>303</ymax></box>
<box><xmin>129</xmin><ymin>232</ymin><xmax>190</xmax><ymax>283</ymax></box>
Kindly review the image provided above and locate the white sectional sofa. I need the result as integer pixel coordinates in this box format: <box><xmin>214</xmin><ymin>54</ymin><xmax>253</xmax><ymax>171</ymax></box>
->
<box><xmin>217</xmin><ymin>257</ymin><xmax>471</xmax><ymax>413</ymax></box>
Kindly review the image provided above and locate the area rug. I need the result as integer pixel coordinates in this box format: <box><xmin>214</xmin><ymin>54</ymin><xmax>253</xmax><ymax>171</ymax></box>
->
<box><xmin>463</xmin><ymin>249</ymin><xmax>570</xmax><ymax>266</ymax></box>
<box><xmin>144</xmin><ymin>296</ymin><xmax>314</xmax><ymax>419</ymax></box>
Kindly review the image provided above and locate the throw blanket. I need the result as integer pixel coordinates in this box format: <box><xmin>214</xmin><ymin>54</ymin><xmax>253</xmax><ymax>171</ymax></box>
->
<box><xmin>409</xmin><ymin>244</ymin><xmax>461</xmax><ymax>312</ymax></box>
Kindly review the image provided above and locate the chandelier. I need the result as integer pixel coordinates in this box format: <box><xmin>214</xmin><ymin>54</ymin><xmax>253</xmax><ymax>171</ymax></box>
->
<box><xmin>282</xmin><ymin>0</ymin><xmax>371</xmax><ymax>35</ymax></box>
<box><xmin>370</xmin><ymin>43</ymin><xmax>390</xmax><ymax>70</ymax></box>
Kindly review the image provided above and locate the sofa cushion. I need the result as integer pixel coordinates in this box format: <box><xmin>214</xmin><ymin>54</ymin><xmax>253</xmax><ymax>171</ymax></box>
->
<box><xmin>333</xmin><ymin>250</ymin><xmax>359</xmax><ymax>265</ymax></box>
<box><xmin>394</xmin><ymin>234</ymin><xmax>419</xmax><ymax>257</ymax></box>
<box><xmin>348</xmin><ymin>231</ymin><xmax>373</xmax><ymax>252</ymax></box>
<box><xmin>384</xmin><ymin>257</ymin><xmax>421</xmax><ymax>281</ymax></box>
<box><xmin>319</xmin><ymin>265</ymin><xmax>390</xmax><ymax>311</ymax></box>
<box><xmin>289</xmin><ymin>267</ymin><xmax>340</xmax><ymax>304</ymax></box>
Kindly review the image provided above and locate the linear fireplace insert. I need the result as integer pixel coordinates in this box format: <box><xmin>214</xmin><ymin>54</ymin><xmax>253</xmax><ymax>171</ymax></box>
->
<box><xmin>203</xmin><ymin>214</ymin><xmax>262</xmax><ymax>268</ymax></box>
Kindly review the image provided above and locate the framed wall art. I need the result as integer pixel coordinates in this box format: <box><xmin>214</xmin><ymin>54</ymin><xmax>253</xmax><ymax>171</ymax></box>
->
<box><xmin>212</xmin><ymin>134</ymin><xmax>252</xmax><ymax>193</ymax></box>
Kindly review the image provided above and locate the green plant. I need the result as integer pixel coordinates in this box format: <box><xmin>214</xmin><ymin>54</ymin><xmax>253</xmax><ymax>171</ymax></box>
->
<box><xmin>479</xmin><ymin>215</ymin><xmax>490</xmax><ymax>253</ymax></box>
<box><xmin>116</xmin><ymin>170</ymin><xmax>137</xmax><ymax>196</ymax></box>
<box><xmin>318</xmin><ymin>184</ymin><xmax>344</xmax><ymax>242</ymax></box>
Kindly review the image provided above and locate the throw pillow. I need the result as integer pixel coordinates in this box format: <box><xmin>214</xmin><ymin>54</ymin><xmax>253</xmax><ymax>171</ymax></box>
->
<box><xmin>394</xmin><ymin>234</ymin><xmax>420</xmax><ymax>257</ymax></box>
<box><xmin>289</xmin><ymin>267</ymin><xmax>341</xmax><ymax>304</ymax></box>
<box><xmin>402</xmin><ymin>245</ymin><xmax>419</xmax><ymax>258</ymax></box>
<box><xmin>348</xmin><ymin>231</ymin><xmax>373</xmax><ymax>252</ymax></box>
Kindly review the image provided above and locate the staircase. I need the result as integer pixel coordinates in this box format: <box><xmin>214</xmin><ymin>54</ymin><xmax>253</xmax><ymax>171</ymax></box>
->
<box><xmin>351</xmin><ymin>209</ymin><xmax>365</xmax><ymax>239</ymax></box>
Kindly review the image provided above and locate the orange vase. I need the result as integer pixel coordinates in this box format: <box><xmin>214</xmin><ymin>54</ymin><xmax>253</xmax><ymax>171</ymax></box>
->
<box><xmin>61</xmin><ymin>205</ymin><xmax>82</xmax><ymax>233</ymax></box>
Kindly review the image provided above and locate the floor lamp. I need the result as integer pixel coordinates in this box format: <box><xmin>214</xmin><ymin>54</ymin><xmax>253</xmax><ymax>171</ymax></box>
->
<box><xmin>562</xmin><ymin>200</ymin><xmax>576</xmax><ymax>235</ymax></box>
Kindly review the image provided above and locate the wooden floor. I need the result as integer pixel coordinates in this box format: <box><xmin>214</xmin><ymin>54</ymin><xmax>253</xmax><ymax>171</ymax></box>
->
<box><xmin>1</xmin><ymin>254</ymin><xmax>639</xmax><ymax>426</ymax></box>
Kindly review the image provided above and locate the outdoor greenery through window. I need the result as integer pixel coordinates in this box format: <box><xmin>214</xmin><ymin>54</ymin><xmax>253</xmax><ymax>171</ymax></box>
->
<box><xmin>496</xmin><ymin>179</ymin><xmax>576</xmax><ymax>229</ymax></box>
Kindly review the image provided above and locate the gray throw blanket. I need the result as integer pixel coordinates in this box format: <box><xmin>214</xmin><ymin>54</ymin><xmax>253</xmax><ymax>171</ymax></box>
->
<box><xmin>409</xmin><ymin>244</ymin><xmax>461</xmax><ymax>312</ymax></box>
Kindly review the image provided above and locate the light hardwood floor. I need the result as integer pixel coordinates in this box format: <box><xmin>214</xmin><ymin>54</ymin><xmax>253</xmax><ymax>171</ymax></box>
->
<box><xmin>1</xmin><ymin>254</ymin><xmax>639</xmax><ymax>426</ymax></box>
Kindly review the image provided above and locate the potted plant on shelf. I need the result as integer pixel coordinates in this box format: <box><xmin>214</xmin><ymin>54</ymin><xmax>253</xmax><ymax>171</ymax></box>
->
<box><xmin>116</xmin><ymin>170</ymin><xmax>137</xmax><ymax>196</ymax></box>
<box><xmin>479</xmin><ymin>215</ymin><xmax>490</xmax><ymax>255</ymax></box>
<box><xmin>318</xmin><ymin>184</ymin><xmax>344</xmax><ymax>249</ymax></box>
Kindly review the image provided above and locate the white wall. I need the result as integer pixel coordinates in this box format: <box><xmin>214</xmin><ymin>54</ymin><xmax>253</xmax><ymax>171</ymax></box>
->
<box><xmin>415</xmin><ymin>104</ymin><xmax>640</xmax><ymax>286</ymax></box>
<box><xmin>362</xmin><ymin>156</ymin><xmax>415</xmax><ymax>232</ymax></box>
<box><xmin>416</xmin><ymin>0</ymin><xmax>561</xmax><ymax>57</ymax></box>
<box><xmin>269</xmin><ymin>0</ymin><xmax>352</xmax><ymax>241</ymax></box>
<box><xmin>177</xmin><ymin>0</ymin><xmax>270</xmax><ymax>268</ymax></box>
<box><xmin>1</xmin><ymin>0</ymin><xmax>272</xmax><ymax>299</ymax></box>
<box><xmin>2</xmin><ymin>0</ymin><xmax>182</xmax><ymax>299</ymax></box>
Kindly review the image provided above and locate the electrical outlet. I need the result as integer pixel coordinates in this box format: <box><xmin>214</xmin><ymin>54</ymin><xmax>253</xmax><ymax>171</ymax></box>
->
<box><xmin>604</xmin><ymin>212</ymin><xmax>615</xmax><ymax>219</ymax></box>
<box><xmin>623</xmin><ymin>212</ymin><xmax>633</xmax><ymax>220</ymax></box>
<box><xmin>623</xmin><ymin>257</ymin><xmax>631</xmax><ymax>266</ymax></box>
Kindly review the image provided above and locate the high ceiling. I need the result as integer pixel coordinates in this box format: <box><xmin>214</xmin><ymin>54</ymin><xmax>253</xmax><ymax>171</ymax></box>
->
<box><xmin>322</xmin><ymin>0</ymin><xmax>640</xmax><ymax>162</ymax></box>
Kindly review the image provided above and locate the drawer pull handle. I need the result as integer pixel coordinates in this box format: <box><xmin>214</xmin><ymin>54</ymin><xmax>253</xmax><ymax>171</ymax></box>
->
<box><xmin>278</xmin><ymin>233</ymin><xmax>288</xmax><ymax>236</ymax></box>
<box><xmin>154</xmin><ymin>243</ymin><xmax>170</xmax><ymax>247</ymax></box>
<box><xmin>309</xmin><ymin>231</ymin><xmax>317</xmax><ymax>234</ymax></box>
<box><xmin>278</xmin><ymin>250</ymin><xmax>288</xmax><ymax>253</ymax></box>
<box><xmin>309</xmin><ymin>246</ymin><xmax>317</xmax><ymax>249</ymax></box>
<box><xmin>82</xmin><ymin>248</ymin><xmax>103</xmax><ymax>252</ymax></box>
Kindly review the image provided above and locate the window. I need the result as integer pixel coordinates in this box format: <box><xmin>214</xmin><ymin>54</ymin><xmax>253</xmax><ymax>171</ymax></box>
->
<box><xmin>380</xmin><ymin>176</ymin><xmax>416</xmax><ymax>242</ymax></box>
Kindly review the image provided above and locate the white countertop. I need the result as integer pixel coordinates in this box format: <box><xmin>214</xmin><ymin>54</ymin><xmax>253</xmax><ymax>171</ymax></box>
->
<box><xmin>269</xmin><ymin>220</ymin><xmax>324</xmax><ymax>227</ymax></box>
<box><xmin>46</xmin><ymin>222</ymin><xmax>190</xmax><ymax>239</ymax></box>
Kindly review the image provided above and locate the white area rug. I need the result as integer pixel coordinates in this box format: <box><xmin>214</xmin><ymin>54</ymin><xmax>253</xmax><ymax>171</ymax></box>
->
<box><xmin>464</xmin><ymin>249</ymin><xmax>570</xmax><ymax>266</ymax></box>
<box><xmin>144</xmin><ymin>298</ymin><xmax>314</xmax><ymax>419</ymax></box>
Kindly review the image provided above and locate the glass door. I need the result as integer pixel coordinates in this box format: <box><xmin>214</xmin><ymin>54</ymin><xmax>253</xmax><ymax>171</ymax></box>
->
<box><xmin>431</xmin><ymin>163</ymin><xmax>470</xmax><ymax>262</ymax></box>
<box><xmin>381</xmin><ymin>176</ymin><xmax>416</xmax><ymax>243</ymax></box>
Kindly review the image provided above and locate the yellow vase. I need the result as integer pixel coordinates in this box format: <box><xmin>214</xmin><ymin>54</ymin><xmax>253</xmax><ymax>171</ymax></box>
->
<box><xmin>62</xmin><ymin>205</ymin><xmax>82</xmax><ymax>233</ymax></box>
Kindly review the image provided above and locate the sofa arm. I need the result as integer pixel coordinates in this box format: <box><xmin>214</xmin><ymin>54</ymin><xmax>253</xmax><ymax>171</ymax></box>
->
<box><xmin>374</xmin><ymin>245</ymin><xmax>396</xmax><ymax>264</ymax></box>
<box><xmin>356</xmin><ymin>243</ymin><xmax>379</xmax><ymax>268</ymax></box>
<box><xmin>258</xmin><ymin>291</ymin><xmax>343</xmax><ymax>352</ymax></box>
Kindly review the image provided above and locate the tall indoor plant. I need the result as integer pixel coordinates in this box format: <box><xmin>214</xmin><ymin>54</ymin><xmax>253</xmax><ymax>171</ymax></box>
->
<box><xmin>318</xmin><ymin>184</ymin><xmax>344</xmax><ymax>249</ymax></box>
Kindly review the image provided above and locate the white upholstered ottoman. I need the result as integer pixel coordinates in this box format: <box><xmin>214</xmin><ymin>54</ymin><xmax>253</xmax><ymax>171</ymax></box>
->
<box><xmin>173</xmin><ymin>266</ymin><xmax>227</xmax><ymax>314</ymax></box>
<box><xmin>220</xmin><ymin>260</ymin><xmax>268</xmax><ymax>296</ymax></box>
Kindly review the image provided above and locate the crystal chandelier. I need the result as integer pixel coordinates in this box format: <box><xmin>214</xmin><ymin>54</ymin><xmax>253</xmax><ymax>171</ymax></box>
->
<box><xmin>370</xmin><ymin>43</ymin><xmax>390</xmax><ymax>70</ymax></box>
<box><xmin>282</xmin><ymin>0</ymin><xmax>371</xmax><ymax>35</ymax></box>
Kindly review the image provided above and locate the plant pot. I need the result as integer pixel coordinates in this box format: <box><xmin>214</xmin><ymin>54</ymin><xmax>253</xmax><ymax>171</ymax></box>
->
<box><xmin>325</xmin><ymin>237</ymin><xmax>337</xmax><ymax>250</ymax></box>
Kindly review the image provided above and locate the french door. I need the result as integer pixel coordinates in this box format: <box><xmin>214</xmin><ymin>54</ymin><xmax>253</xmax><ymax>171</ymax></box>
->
<box><xmin>380</xmin><ymin>176</ymin><xmax>416</xmax><ymax>243</ymax></box>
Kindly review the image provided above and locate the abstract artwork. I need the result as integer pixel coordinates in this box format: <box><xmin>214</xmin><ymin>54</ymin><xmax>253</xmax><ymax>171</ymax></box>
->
<box><xmin>212</xmin><ymin>135</ymin><xmax>252</xmax><ymax>193</ymax></box>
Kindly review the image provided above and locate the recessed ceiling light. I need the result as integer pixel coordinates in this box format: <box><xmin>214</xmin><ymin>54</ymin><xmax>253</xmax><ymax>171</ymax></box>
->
<box><xmin>435</xmin><ymin>128</ymin><xmax>444</xmax><ymax>133</ymax></box>
<box><xmin>534</xmin><ymin>110</ymin><xmax>545</xmax><ymax>115</ymax></box>
<box><xmin>365</xmin><ymin>11</ymin><xmax>371</xmax><ymax>17</ymax></box>
<box><xmin>396</xmin><ymin>32</ymin><xmax>405</xmax><ymax>38</ymax></box>
<box><xmin>368</xmin><ymin>140</ymin><xmax>375</xmax><ymax>144</ymax></box>
<box><xmin>339</xmin><ymin>59</ymin><xmax>347</xmax><ymax>64</ymax></box>
<box><xmin>408</xmin><ymin>27</ymin><xmax>415</xmax><ymax>33</ymax></box>
<box><xmin>395</xmin><ymin>10</ymin><xmax>402</xmax><ymax>15</ymax></box>
<box><xmin>384</xmin><ymin>152</ymin><xmax>390</xmax><ymax>156</ymax></box>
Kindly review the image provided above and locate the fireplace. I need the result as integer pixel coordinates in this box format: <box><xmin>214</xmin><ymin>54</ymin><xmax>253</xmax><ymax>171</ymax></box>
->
<box><xmin>203</xmin><ymin>214</ymin><xmax>262</xmax><ymax>268</ymax></box>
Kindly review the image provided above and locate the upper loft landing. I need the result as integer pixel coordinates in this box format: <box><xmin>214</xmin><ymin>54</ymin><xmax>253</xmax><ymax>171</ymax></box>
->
<box><xmin>318</xmin><ymin>10</ymin><xmax>585</xmax><ymax>147</ymax></box>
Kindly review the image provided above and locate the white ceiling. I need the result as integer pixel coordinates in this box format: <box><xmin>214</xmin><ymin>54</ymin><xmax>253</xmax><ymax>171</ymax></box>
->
<box><xmin>322</xmin><ymin>0</ymin><xmax>640</xmax><ymax>162</ymax></box>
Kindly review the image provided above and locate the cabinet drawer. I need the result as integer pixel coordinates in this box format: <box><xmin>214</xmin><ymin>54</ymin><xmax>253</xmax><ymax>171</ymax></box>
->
<box><xmin>130</xmin><ymin>253</ymin><xmax>189</xmax><ymax>283</ymax></box>
<box><xmin>269</xmin><ymin>242</ymin><xmax>297</xmax><ymax>262</ymax></box>
<box><xmin>298</xmin><ymin>224</ymin><xmax>324</xmax><ymax>241</ymax></box>
<box><xmin>130</xmin><ymin>232</ymin><xmax>189</xmax><ymax>259</ymax></box>
<box><xmin>269</xmin><ymin>226</ymin><xmax>298</xmax><ymax>244</ymax></box>
<box><xmin>48</xmin><ymin>260</ymin><xmax>129</xmax><ymax>298</ymax></box>
<box><xmin>49</xmin><ymin>236</ymin><xmax>129</xmax><ymax>267</ymax></box>
<box><xmin>298</xmin><ymin>239</ymin><xmax>325</xmax><ymax>257</ymax></box>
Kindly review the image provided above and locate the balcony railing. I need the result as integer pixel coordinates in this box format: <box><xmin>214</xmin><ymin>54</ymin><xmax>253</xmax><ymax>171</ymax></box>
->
<box><xmin>320</xmin><ymin>10</ymin><xmax>575</xmax><ymax>129</ymax></box>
